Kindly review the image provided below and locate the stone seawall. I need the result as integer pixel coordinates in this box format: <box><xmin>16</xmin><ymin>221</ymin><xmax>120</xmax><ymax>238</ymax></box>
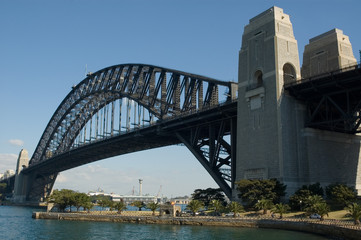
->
<box><xmin>33</xmin><ymin>212</ymin><xmax>361</xmax><ymax>240</ymax></box>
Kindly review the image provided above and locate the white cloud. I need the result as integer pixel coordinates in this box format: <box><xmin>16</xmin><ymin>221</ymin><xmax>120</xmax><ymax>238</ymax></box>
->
<box><xmin>53</xmin><ymin>164</ymin><xmax>141</xmax><ymax>194</ymax></box>
<box><xmin>8</xmin><ymin>139</ymin><xmax>24</xmax><ymax>146</ymax></box>
<box><xmin>0</xmin><ymin>153</ymin><xmax>18</xmax><ymax>172</ymax></box>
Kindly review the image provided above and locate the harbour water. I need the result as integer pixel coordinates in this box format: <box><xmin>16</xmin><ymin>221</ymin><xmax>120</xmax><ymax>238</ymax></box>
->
<box><xmin>0</xmin><ymin>206</ymin><xmax>331</xmax><ymax>240</ymax></box>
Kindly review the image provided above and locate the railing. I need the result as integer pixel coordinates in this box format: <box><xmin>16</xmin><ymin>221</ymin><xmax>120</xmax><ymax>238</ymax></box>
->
<box><xmin>285</xmin><ymin>63</ymin><xmax>361</xmax><ymax>88</ymax></box>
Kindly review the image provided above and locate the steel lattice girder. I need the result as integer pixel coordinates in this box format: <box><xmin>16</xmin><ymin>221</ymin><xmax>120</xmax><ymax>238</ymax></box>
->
<box><xmin>285</xmin><ymin>64</ymin><xmax>361</xmax><ymax>134</ymax></box>
<box><xmin>22</xmin><ymin>101</ymin><xmax>237</xmax><ymax>201</ymax></box>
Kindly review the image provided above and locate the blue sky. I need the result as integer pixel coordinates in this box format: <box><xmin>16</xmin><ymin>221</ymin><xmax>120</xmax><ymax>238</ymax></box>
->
<box><xmin>1</xmin><ymin>0</ymin><xmax>360</xmax><ymax>197</ymax></box>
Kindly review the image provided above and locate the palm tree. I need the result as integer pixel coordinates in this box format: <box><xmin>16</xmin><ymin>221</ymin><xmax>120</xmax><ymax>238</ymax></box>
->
<box><xmin>254</xmin><ymin>199</ymin><xmax>274</xmax><ymax>215</ymax></box>
<box><xmin>114</xmin><ymin>201</ymin><xmax>127</xmax><ymax>214</ymax></box>
<box><xmin>131</xmin><ymin>201</ymin><xmax>145</xmax><ymax>211</ymax></box>
<box><xmin>314</xmin><ymin>202</ymin><xmax>330</xmax><ymax>221</ymax></box>
<box><xmin>272</xmin><ymin>203</ymin><xmax>290</xmax><ymax>219</ymax></box>
<box><xmin>304</xmin><ymin>195</ymin><xmax>324</xmax><ymax>215</ymax></box>
<box><xmin>146</xmin><ymin>202</ymin><xmax>159</xmax><ymax>216</ymax></box>
<box><xmin>227</xmin><ymin>201</ymin><xmax>244</xmax><ymax>218</ymax></box>
<box><xmin>186</xmin><ymin>200</ymin><xmax>204</xmax><ymax>216</ymax></box>
<box><xmin>208</xmin><ymin>199</ymin><xmax>224</xmax><ymax>215</ymax></box>
<box><xmin>345</xmin><ymin>203</ymin><xmax>361</xmax><ymax>225</ymax></box>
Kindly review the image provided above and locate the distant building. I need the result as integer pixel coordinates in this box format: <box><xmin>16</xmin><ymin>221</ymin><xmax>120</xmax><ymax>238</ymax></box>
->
<box><xmin>87</xmin><ymin>191</ymin><xmax>166</xmax><ymax>204</ymax></box>
<box><xmin>120</xmin><ymin>195</ymin><xmax>157</xmax><ymax>205</ymax></box>
<box><xmin>3</xmin><ymin>170</ymin><xmax>15</xmax><ymax>179</ymax></box>
<box><xmin>170</xmin><ymin>197</ymin><xmax>191</xmax><ymax>205</ymax></box>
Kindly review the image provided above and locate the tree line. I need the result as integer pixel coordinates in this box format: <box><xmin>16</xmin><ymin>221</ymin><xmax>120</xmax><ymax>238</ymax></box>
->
<box><xmin>47</xmin><ymin>189</ymin><xmax>160</xmax><ymax>215</ymax></box>
<box><xmin>188</xmin><ymin>180</ymin><xmax>361</xmax><ymax>224</ymax></box>
<box><xmin>45</xmin><ymin>179</ymin><xmax>361</xmax><ymax>225</ymax></box>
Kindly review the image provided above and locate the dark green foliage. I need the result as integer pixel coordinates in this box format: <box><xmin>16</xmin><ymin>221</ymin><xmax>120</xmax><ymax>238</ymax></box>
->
<box><xmin>186</xmin><ymin>200</ymin><xmax>204</xmax><ymax>216</ymax></box>
<box><xmin>208</xmin><ymin>199</ymin><xmax>225</xmax><ymax>215</ymax></box>
<box><xmin>254</xmin><ymin>199</ymin><xmax>274</xmax><ymax>214</ymax></box>
<box><xmin>289</xmin><ymin>183</ymin><xmax>324</xmax><ymax>211</ymax></box>
<box><xmin>306</xmin><ymin>183</ymin><xmax>324</xmax><ymax>196</ymax></box>
<box><xmin>90</xmin><ymin>194</ymin><xmax>111</xmax><ymax>204</ymax></box>
<box><xmin>289</xmin><ymin>189</ymin><xmax>313</xmax><ymax>211</ymax></box>
<box><xmin>98</xmin><ymin>198</ymin><xmax>114</xmax><ymax>211</ymax></box>
<box><xmin>272</xmin><ymin>203</ymin><xmax>290</xmax><ymax>219</ymax></box>
<box><xmin>236</xmin><ymin>179</ymin><xmax>286</xmax><ymax>208</ymax></box>
<box><xmin>146</xmin><ymin>202</ymin><xmax>159</xmax><ymax>216</ymax></box>
<box><xmin>345</xmin><ymin>202</ymin><xmax>361</xmax><ymax>225</ymax></box>
<box><xmin>304</xmin><ymin>195</ymin><xmax>326</xmax><ymax>215</ymax></box>
<box><xmin>131</xmin><ymin>201</ymin><xmax>146</xmax><ymax>211</ymax></box>
<box><xmin>47</xmin><ymin>189</ymin><xmax>93</xmax><ymax>212</ymax></box>
<box><xmin>326</xmin><ymin>183</ymin><xmax>357</xmax><ymax>208</ymax></box>
<box><xmin>191</xmin><ymin>188</ymin><xmax>226</xmax><ymax>208</ymax></box>
<box><xmin>313</xmin><ymin>202</ymin><xmax>330</xmax><ymax>221</ymax></box>
<box><xmin>114</xmin><ymin>200</ymin><xmax>127</xmax><ymax>214</ymax></box>
<box><xmin>73</xmin><ymin>192</ymin><xmax>91</xmax><ymax>211</ymax></box>
<box><xmin>47</xmin><ymin>189</ymin><xmax>76</xmax><ymax>212</ymax></box>
<box><xmin>227</xmin><ymin>201</ymin><xmax>244</xmax><ymax>217</ymax></box>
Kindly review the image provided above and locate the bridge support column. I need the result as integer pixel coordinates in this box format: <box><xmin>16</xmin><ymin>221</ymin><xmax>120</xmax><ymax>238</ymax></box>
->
<box><xmin>13</xmin><ymin>149</ymin><xmax>30</xmax><ymax>203</ymax></box>
<box><xmin>237</xmin><ymin>6</ymin><xmax>361</xmax><ymax>196</ymax></box>
<box><xmin>236</xmin><ymin>6</ymin><xmax>302</xmax><ymax>195</ymax></box>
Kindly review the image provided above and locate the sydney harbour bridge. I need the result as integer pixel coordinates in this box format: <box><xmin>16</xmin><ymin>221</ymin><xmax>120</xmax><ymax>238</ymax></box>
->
<box><xmin>3</xmin><ymin>6</ymin><xmax>361</xmax><ymax>203</ymax></box>
<box><xmin>8</xmin><ymin>63</ymin><xmax>238</xmax><ymax>201</ymax></box>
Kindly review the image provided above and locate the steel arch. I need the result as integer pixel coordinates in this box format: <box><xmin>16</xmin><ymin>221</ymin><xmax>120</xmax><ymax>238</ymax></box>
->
<box><xmin>30</xmin><ymin>63</ymin><xmax>237</xmax><ymax>165</ymax></box>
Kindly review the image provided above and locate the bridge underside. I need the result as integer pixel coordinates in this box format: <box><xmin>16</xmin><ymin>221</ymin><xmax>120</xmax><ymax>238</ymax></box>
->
<box><xmin>286</xmin><ymin>64</ymin><xmax>361</xmax><ymax>134</ymax></box>
<box><xmin>22</xmin><ymin>102</ymin><xmax>237</xmax><ymax>201</ymax></box>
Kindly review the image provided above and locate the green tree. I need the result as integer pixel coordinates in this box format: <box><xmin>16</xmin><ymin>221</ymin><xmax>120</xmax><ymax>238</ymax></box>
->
<box><xmin>326</xmin><ymin>184</ymin><xmax>357</xmax><ymax>209</ymax></box>
<box><xmin>345</xmin><ymin>202</ymin><xmax>361</xmax><ymax>225</ymax></box>
<box><xmin>98</xmin><ymin>198</ymin><xmax>114</xmax><ymax>212</ymax></box>
<box><xmin>208</xmin><ymin>199</ymin><xmax>224</xmax><ymax>215</ymax></box>
<box><xmin>47</xmin><ymin>189</ymin><xmax>76</xmax><ymax>212</ymax></box>
<box><xmin>146</xmin><ymin>202</ymin><xmax>159</xmax><ymax>216</ymax></box>
<box><xmin>73</xmin><ymin>192</ymin><xmax>91</xmax><ymax>212</ymax></box>
<box><xmin>314</xmin><ymin>202</ymin><xmax>330</xmax><ymax>221</ymax></box>
<box><xmin>254</xmin><ymin>199</ymin><xmax>274</xmax><ymax>215</ymax></box>
<box><xmin>191</xmin><ymin>188</ymin><xmax>226</xmax><ymax>208</ymax></box>
<box><xmin>304</xmin><ymin>195</ymin><xmax>325</xmax><ymax>215</ymax></box>
<box><xmin>186</xmin><ymin>200</ymin><xmax>204</xmax><ymax>216</ymax></box>
<box><xmin>83</xmin><ymin>201</ymin><xmax>94</xmax><ymax>213</ymax></box>
<box><xmin>236</xmin><ymin>179</ymin><xmax>286</xmax><ymax>208</ymax></box>
<box><xmin>227</xmin><ymin>201</ymin><xmax>244</xmax><ymax>217</ymax></box>
<box><xmin>289</xmin><ymin>189</ymin><xmax>313</xmax><ymax>211</ymax></box>
<box><xmin>131</xmin><ymin>201</ymin><xmax>145</xmax><ymax>211</ymax></box>
<box><xmin>272</xmin><ymin>203</ymin><xmax>290</xmax><ymax>219</ymax></box>
<box><xmin>114</xmin><ymin>200</ymin><xmax>127</xmax><ymax>214</ymax></box>
<box><xmin>305</xmin><ymin>182</ymin><xmax>324</xmax><ymax>196</ymax></box>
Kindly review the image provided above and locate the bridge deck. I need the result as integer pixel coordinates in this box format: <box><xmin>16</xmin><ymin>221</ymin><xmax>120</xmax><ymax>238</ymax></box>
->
<box><xmin>285</xmin><ymin>64</ymin><xmax>361</xmax><ymax>133</ymax></box>
<box><xmin>23</xmin><ymin>101</ymin><xmax>237</xmax><ymax>175</ymax></box>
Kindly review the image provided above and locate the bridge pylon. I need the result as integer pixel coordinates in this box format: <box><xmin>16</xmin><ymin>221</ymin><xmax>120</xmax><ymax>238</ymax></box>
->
<box><xmin>236</xmin><ymin>6</ymin><xmax>361</xmax><ymax>196</ymax></box>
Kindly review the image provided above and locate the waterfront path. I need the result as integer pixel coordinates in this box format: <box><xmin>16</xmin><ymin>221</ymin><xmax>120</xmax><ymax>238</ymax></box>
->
<box><xmin>33</xmin><ymin>212</ymin><xmax>361</xmax><ymax>240</ymax></box>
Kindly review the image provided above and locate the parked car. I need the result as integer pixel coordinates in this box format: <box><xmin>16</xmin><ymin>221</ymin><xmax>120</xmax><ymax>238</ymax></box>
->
<box><xmin>309</xmin><ymin>213</ymin><xmax>321</xmax><ymax>219</ymax></box>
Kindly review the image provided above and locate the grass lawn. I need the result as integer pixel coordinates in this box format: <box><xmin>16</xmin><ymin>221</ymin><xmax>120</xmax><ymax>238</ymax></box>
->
<box><xmin>239</xmin><ymin>209</ymin><xmax>351</xmax><ymax>221</ymax></box>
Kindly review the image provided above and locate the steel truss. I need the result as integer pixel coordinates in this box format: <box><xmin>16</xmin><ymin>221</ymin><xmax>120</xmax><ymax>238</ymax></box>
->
<box><xmin>286</xmin><ymin>64</ymin><xmax>361</xmax><ymax>134</ymax></box>
<box><xmin>176</xmin><ymin>117</ymin><xmax>237</xmax><ymax>198</ymax></box>
<box><xmin>23</xmin><ymin>64</ymin><xmax>237</xmax><ymax>202</ymax></box>
<box><xmin>31</xmin><ymin>64</ymin><xmax>237</xmax><ymax>165</ymax></box>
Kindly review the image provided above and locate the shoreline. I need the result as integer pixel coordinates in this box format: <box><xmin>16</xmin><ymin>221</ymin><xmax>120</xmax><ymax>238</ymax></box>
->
<box><xmin>33</xmin><ymin>212</ymin><xmax>361</xmax><ymax>240</ymax></box>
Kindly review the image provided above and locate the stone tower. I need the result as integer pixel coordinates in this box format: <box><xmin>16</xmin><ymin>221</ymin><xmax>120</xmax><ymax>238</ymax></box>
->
<box><xmin>302</xmin><ymin>28</ymin><xmax>357</xmax><ymax>78</ymax></box>
<box><xmin>13</xmin><ymin>149</ymin><xmax>29</xmax><ymax>203</ymax></box>
<box><xmin>236</xmin><ymin>6</ymin><xmax>361</xmax><ymax>197</ymax></box>
<box><xmin>236</xmin><ymin>6</ymin><xmax>303</xmax><ymax>196</ymax></box>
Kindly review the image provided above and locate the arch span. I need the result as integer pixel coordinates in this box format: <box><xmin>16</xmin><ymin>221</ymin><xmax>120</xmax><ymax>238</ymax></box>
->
<box><xmin>20</xmin><ymin>64</ymin><xmax>238</xmax><ymax>202</ymax></box>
